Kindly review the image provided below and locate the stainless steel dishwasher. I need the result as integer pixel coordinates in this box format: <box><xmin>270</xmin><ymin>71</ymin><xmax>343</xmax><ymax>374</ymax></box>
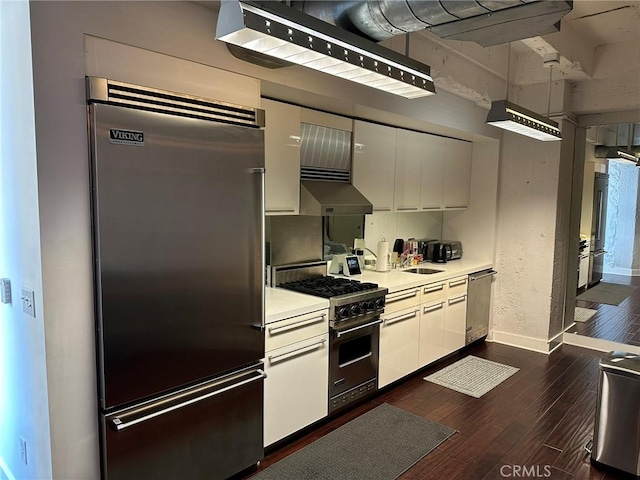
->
<box><xmin>466</xmin><ymin>269</ymin><xmax>497</xmax><ymax>345</ymax></box>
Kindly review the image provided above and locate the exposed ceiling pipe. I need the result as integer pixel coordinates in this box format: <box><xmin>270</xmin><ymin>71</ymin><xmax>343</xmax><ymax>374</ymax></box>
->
<box><xmin>290</xmin><ymin>0</ymin><xmax>573</xmax><ymax>46</ymax></box>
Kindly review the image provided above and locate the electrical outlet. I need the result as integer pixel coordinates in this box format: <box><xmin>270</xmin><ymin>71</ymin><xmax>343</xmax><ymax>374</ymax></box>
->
<box><xmin>20</xmin><ymin>437</ymin><xmax>28</xmax><ymax>465</ymax></box>
<box><xmin>21</xmin><ymin>288</ymin><xmax>35</xmax><ymax>318</ymax></box>
<box><xmin>0</xmin><ymin>278</ymin><xmax>11</xmax><ymax>304</ymax></box>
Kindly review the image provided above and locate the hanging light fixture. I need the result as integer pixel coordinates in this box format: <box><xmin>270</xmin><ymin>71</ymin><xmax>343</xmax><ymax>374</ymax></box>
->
<box><xmin>215</xmin><ymin>0</ymin><xmax>436</xmax><ymax>99</ymax></box>
<box><xmin>594</xmin><ymin>146</ymin><xmax>637</xmax><ymax>162</ymax></box>
<box><xmin>486</xmin><ymin>46</ymin><xmax>562</xmax><ymax>141</ymax></box>
<box><xmin>594</xmin><ymin>124</ymin><xmax>638</xmax><ymax>163</ymax></box>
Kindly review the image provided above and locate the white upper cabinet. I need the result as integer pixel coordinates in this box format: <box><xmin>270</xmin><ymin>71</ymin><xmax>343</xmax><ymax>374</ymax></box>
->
<box><xmin>443</xmin><ymin>138</ymin><xmax>472</xmax><ymax>210</ymax></box>
<box><xmin>352</xmin><ymin>120</ymin><xmax>397</xmax><ymax>213</ymax></box>
<box><xmin>394</xmin><ymin>129</ymin><xmax>423</xmax><ymax>213</ymax></box>
<box><xmin>262</xmin><ymin>99</ymin><xmax>301</xmax><ymax>215</ymax></box>
<box><xmin>420</xmin><ymin>135</ymin><xmax>446</xmax><ymax>211</ymax></box>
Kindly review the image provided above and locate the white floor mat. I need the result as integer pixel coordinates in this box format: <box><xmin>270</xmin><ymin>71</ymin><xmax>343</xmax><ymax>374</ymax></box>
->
<box><xmin>424</xmin><ymin>355</ymin><xmax>519</xmax><ymax>398</ymax></box>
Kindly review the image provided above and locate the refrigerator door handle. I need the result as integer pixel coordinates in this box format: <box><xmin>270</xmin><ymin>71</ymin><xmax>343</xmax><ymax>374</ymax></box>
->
<box><xmin>596</xmin><ymin>190</ymin><xmax>603</xmax><ymax>242</ymax></box>
<box><xmin>110</xmin><ymin>369</ymin><xmax>267</xmax><ymax>432</ymax></box>
<box><xmin>255</xmin><ymin>167</ymin><xmax>266</xmax><ymax>330</ymax></box>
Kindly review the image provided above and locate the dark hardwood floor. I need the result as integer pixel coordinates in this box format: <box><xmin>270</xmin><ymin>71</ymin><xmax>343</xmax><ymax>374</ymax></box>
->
<box><xmin>575</xmin><ymin>273</ymin><xmax>640</xmax><ymax>346</ymax></box>
<box><xmin>242</xmin><ymin>342</ymin><xmax>628</xmax><ymax>480</ymax></box>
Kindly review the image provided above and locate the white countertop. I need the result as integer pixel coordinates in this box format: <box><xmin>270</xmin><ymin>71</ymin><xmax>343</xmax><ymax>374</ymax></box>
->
<box><xmin>347</xmin><ymin>258</ymin><xmax>494</xmax><ymax>293</ymax></box>
<box><xmin>265</xmin><ymin>287</ymin><xmax>330</xmax><ymax>324</ymax></box>
<box><xmin>265</xmin><ymin>259</ymin><xmax>493</xmax><ymax>322</ymax></box>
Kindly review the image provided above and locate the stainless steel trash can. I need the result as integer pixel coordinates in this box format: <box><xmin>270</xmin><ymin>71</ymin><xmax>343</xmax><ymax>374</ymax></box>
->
<box><xmin>591</xmin><ymin>351</ymin><xmax>640</xmax><ymax>477</ymax></box>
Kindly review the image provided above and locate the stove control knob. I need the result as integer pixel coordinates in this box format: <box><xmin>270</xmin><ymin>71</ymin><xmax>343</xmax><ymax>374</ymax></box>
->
<box><xmin>375</xmin><ymin>297</ymin><xmax>385</xmax><ymax>310</ymax></box>
<box><xmin>360</xmin><ymin>300</ymin><xmax>370</xmax><ymax>312</ymax></box>
<box><xmin>350</xmin><ymin>303</ymin><xmax>361</xmax><ymax>316</ymax></box>
<box><xmin>338</xmin><ymin>307</ymin><xmax>350</xmax><ymax>320</ymax></box>
<box><xmin>365</xmin><ymin>300</ymin><xmax>376</xmax><ymax>312</ymax></box>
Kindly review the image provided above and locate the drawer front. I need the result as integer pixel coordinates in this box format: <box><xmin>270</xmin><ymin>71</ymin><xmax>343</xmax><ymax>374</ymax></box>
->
<box><xmin>264</xmin><ymin>334</ymin><xmax>329</xmax><ymax>446</ymax></box>
<box><xmin>379</xmin><ymin>306</ymin><xmax>420</xmax><ymax>388</ymax></box>
<box><xmin>421</xmin><ymin>281</ymin><xmax>446</xmax><ymax>304</ymax></box>
<box><xmin>265</xmin><ymin>309</ymin><xmax>329</xmax><ymax>352</ymax></box>
<box><xmin>447</xmin><ymin>275</ymin><xmax>468</xmax><ymax>297</ymax></box>
<box><xmin>385</xmin><ymin>288</ymin><xmax>420</xmax><ymax>314</ymax></box>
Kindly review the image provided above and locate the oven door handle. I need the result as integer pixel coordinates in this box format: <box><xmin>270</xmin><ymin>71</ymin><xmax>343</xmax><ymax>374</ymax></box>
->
<box><xmin>335</xmin><ymin>319</ymin><xmax>383</xmax><ymax>337</ymax></box>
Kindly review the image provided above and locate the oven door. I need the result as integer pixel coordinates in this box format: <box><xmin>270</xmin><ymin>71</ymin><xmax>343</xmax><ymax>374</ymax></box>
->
<box><xmin>329</xmin><ymin>315</ymin><xmax>381</xmax><ymax>413</ymax></box>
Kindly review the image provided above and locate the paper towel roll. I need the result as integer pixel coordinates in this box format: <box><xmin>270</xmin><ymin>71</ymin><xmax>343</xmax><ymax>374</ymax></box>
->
<box><xmin>375</xmin><ymin>239</ymin><xmax>389</xmax><ymax>272</ymax></box>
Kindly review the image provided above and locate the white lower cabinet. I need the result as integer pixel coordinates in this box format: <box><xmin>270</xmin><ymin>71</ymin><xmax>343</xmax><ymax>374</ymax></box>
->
<box><xmin>419</xmin><ymin>300</ymin><xmax>446</xmax><ymax>368</ymax></box>
<box><xmin>263</xmin><ymin>333</ymin><xmax>329</xmax><ymax>447</ymax></box>
<box><xmin>379</xmin><ymin>306</ymin><xmax>420</xmax><ymax>388</ymax></box>
<box><xmin>443</xmin><ymin>293</ymin><xmax>467</xmax><ymax>356</ymax></box>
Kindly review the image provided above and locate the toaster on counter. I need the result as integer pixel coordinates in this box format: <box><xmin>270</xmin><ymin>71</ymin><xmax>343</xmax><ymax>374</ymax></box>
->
<box><xmin>442</xmin><ymin>241</ymin><xmax>463</xmax><ymax>260</ymax></box>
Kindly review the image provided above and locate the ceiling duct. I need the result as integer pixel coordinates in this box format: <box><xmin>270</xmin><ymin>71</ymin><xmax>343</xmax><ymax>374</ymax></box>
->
<box><xmin>291</xmin><ymin>0</ymin><xmax>573</xmax><ymax>46</ymax></box>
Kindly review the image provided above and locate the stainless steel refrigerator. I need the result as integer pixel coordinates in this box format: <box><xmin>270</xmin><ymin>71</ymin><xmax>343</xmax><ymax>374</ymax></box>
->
<box><xmin>589</xmin><ymin>172</ymin><xmax>608</xmax><ymax>286</ymax></box>
<box><xmin>87</xmin><ymin>77</ymin><xmax>266</xmax><ymax>480</ymax></box>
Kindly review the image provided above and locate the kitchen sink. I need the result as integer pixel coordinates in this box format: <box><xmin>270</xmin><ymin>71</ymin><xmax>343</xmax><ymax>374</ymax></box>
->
<box><xmin>403</xmin><ymin>267</ymin><xmax>444</xmax><ymax>274</ymax></box>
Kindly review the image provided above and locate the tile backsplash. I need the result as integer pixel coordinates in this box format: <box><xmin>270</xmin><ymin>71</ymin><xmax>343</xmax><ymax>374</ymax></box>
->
<box><xmin>364</xmin><ymin>211</ymin><xmax>443</xmax><ymax>248</ymax></box>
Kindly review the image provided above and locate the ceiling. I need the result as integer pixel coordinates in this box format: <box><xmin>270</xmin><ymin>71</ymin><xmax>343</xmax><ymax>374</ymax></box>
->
<box><xmin>563</xmin><ymin>0</ymin><xmax>640</xmax><ymax>46</ymax></box>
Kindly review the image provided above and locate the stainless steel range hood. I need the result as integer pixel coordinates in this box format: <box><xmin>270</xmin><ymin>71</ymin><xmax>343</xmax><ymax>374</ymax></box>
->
<box><xmin>300</xmin><ymin>181</ymin><xmax>372</xmax><ymax>215</ymax></box>
<box><xmin>298</xmin><ymin>122</ymin><xmax>373</xmax><ymax>215</ymax></box>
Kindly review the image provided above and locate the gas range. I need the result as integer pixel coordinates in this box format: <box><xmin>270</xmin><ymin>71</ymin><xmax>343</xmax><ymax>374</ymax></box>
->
<box><xmin>272</xmin><ymin>262</ymin><xmax>387</xmax><ymax>415</ymax></box>
<box><xmin>279</xmin><ymin>276</ymin><xmax>388</xmax><ymax>324</ymax></box>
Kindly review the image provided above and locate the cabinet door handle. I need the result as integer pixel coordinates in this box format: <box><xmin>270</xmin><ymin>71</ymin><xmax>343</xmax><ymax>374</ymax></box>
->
<box><xmin>445</xmin><ymin>205</ymin><xmax>468</xmax><ymax>209</ymax></box>
<box><xmin>423</xmin><ymin>284</ymin><xmax>444</xmax><ymax>294</ymax></box>
<box><xmin>268</xmin><ymin>314</ymin><xmax>326</xmax><ymax>335</ymax></box>
<box><xmin>423</xmin><ymin>302</ymin><xmax>444</xmax><ymax>313</ymax></box>
<box><xmin>421</xmin><ymin>206</ymin><xmax>441</xmax><ymax>210</ymax></box>
<box><xmin>449</xmin><ymin>279</ymin><xmax>467</xmax><ymax>288</ymax></box>
<box><xmin>373</xmin><ymin>207</ymin><xmax>392</xmax><ymax>212</ymax></box>
<box><xmin>268</xmin><ymin>339</ymin><xmax>326</xmax><ymax>364</ymax></box>
<box><xmin>396</xmin><ymin>207</ymin><xmax>418</xmax><ymax>211</ymax></box>
<box><xmin>266</xmin><ymin>208</ymin><xmax>296</xmax><ymax>213</ymax></box>
<box><xmin>448</xmin><ymin>295</ymin><xmax>467</xmax><ymax>306</ymax></box>
<box><xmin>384</xmin><ymin>310</ymin><xmax>419</xmax><ymax>325</ymax></box>
<box><xmin>386</xmin><ymin>290</ymin><xmax>418</xmax><ymax>303</ymax></box>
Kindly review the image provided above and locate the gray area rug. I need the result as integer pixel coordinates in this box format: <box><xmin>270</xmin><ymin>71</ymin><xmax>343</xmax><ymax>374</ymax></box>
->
<box><xmin>252</xmin><ymin>403</ymin><xmax>455</xmax><ymax>480</ymax></box>
<box><xmin>424</xmin><ymin>355</ymin><xmax>519</xmax><ymax>398</ymax></box>
<box><xmin>574</xmin><ymin>306</ymin><xmax>597</xmax><ymax>323</ymax></box>
<box><xmin>577</xmin><ymin>282</ymin><xmax>638</xmax><ymax>306</ymax></box>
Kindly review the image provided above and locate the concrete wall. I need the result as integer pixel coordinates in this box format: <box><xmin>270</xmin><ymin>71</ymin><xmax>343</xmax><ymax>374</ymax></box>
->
<box><xmin>605</xmin><ymin>159</ymin><xmax>640</xmax><ymax>275</ymax></box>
<box><xmin>492</xmin><ymin>131</ymin><xmax>562</xmax><ymax>352</ymax></box>
<box><xmin>549</xmin><ymin>121</ymin><xmax>578</xmax><ymax>340</ymax></box>
<box><xmin>0</xmin><ymin>2</ymin><xmax>52</xmax><ymax>479</ymax></box>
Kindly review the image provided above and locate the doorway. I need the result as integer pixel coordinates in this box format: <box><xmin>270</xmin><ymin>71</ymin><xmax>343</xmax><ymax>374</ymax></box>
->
<box><xmin>564</xmin><ymin>123</ymin><xmax>640</xmax><ymax>348</ymax></box>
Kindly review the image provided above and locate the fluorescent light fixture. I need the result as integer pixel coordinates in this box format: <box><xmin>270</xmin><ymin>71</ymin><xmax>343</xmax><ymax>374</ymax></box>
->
<box><xmin>216</xmin><ymin>0</ymin><xmax>436</xmax><ymax>99</ymax></box>
<box><xmin>486</xmin><ymin>99</ymin><xmax>562</xmax><ymax>141</ymax></box>
<box><xmin>594</xmin><ymin>145</ymin><xmax>638</xmax><ymax>163</ymax></box>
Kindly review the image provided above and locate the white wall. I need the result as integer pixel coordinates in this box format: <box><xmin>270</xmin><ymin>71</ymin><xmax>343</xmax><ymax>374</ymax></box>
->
<box><xmin>0</xmin><ymin>2</ymin><xmax>52</xmax><ymax>479</ymax></box>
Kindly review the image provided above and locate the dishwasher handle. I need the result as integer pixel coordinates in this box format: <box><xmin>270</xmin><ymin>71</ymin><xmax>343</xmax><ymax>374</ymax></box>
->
<box><xmin>469</xmin><ymin>270</ymin><xmax>497</xmax><ymax>281</ymax></box>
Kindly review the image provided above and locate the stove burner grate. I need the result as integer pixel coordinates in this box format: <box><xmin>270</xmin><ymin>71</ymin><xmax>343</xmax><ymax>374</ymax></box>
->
<box><xmin>279</xmin><ymin>277</ymin><xmax>379</xmax><ymax>298</ymax></box>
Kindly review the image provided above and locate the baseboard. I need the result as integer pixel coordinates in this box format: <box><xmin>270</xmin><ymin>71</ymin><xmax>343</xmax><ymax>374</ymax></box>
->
<box><xmin>563</xmin><ymin>332</ymin><xmax>640</xmax><ymax>354</ymax></box>
<box><xmin>0</xmin><ymin>456</ymin><xmax>16</xmax><ymax>480</ymax></box>
<box><xmin>492</xmin><ymin>331</ymin><xmax>555</xmax><ymax>354</ymax></box>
